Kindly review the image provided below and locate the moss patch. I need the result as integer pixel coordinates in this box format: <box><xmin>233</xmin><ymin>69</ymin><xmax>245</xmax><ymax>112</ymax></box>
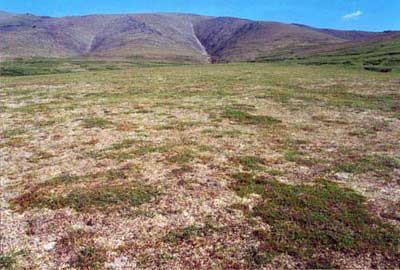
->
<box><xmin>232</xmin><ymin>176</ymin><xmax>400</xmax><ymax>267</ymax></box>
<box><xmin>335</xmin><ymin>154</ymin><xmax>399</xmax><ymax>178</ymax></box>
<box><xmin>0</xmin><ymin>250</ymin><xmax>27</xmax><ymax>270</ymax></box>
<box><xmin>232</xmin><ymin>156</ymin><xmax>266</xmax><ymax>171</ymax></box>
<box><xmin>222</xmin><ymin>108</ymin><xmax>281</xmax><ymax>126</ymax></box>
<box><xmin>164</xmin><ymin>224</ymin><xmax>219</xmax><ymax>245</ymax></box>
<box><xmin>11</xmin><ymin>183</ymin><xmax>158</xmax><ymax>213</ymax></box>
<box><xmin>82</xmin><ymin>117</ymin><xmax>112</xmax><ymax>128</ymax></box>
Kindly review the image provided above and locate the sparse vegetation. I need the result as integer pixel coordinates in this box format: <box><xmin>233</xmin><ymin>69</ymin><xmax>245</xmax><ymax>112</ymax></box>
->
<box><xmin>11</xmin><ymin>182</ymin><xmax>158</xmax><ymax>213</ymax></box>
<box><xmin>82</xmin><ymin>117</ymin><xmax>112</xmax><ymax>128</ymax></box>
<box><xmin>222</xmin><ymin>108</ymin><xmax>281</xmax><ymax>126</ymax></box>
<box><xmin>0</xmin><ymin>250</ymin><xmax>27</xmax><ymax>270</ymax></box>
<box><xmin>2</xmin><ymin>62</ymin><xmax>399</xmax><ymax>269</ymax></box>
<box><xmin>109</xmin><ymin>139</ymin><xmax>136</xmax><ymax>151</ymax></box>
<box><xmin>257</xmin><ymin>35</ymin><xmax>400</xmax><ymax>73</ymax></box>
<box><xmin>164</xmin><ymin>224</ymin><xmax>219</xmax><ymax>245</ymax></box>
<box><xmin>56</xmin><ymin>229</ymin><xmax>107</xmax><ymax>270</ymax></box>
<box><xmin>1</xmin><ymin>128</ymin><xmax>26</xmax><ymax>138</ymax></box>
<box><xmin>0</xmin><ymin>58</ymin><xmax>187</xmax><ymax>76</ymax></box>
<box><xmin>233</xmin><ymin>177</ymin><xmax>400</xmax><ymax>267</ymax></box>
<box><xmin>232</xmin><ymin>156</ymin><xmax>266</xmax><ymax>171</ymax></box>
<box><xmin>335</xmin><ymin>154</ymin><xmax>400</xmax><ymax>180</ymax></box>
<box><xmin>167</xmin><ymin>149</ymin><xmax>196</xmax><ymax>164</ymax></box>
<box><xmin>74</xmin><ymin>247</ymin><xmax>107</xmax><ymax>270</ymax></box>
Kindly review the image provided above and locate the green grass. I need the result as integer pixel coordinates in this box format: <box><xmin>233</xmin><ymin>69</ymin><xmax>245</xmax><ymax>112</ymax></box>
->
<box><xmin>0</xmin><ymin>250</ymin><xmax>27</xmax><ymax>270</ymax></box>
<box><xmin>266</xmin><ymin>169</ymin><xmax>285</xmax><ymax>176</ymax></box>
<box><xmin>132</xmin><ymin>142</ymin><xmax>171</xmax><ymax>156</ymax></box>
<box><xmin>233</xmin><ymin>156</ymin><xmax>266</xmax><ymax>171</ymax></box>
<box><xmin>335</xmin><ymin>154</ymin><xmax>399</xmax><ymax>179</ymax></box>
<box><xmin>283</xmin><ymin>149</ymin><xmax>319</xmax><ymax>167</ymax></box>
<box><xmin>283</xmin><ymin>139</ymin><xmax>321</xmax><ymax>167</ymax></box>
<box><xmin>82</xmin><ymin>117</ymin><xmax>112</xmax><ymax>128</ymax></box>
<box><xmin>73</xmin><ymin>247</ymin><xmax>106</xmax><ymax>270</ymax></box>
<box><xmin>87</xmin><ymin>139</ymin><xmax>137</xmax><ymax>161</ymax></box>
<box><xmin>11</xmin><ymin>103</ymin><xmax>52</xmax><ymax>114</ymax></box>
<box><xmin>202</xmin><ymin>128</ymin><xmax>244</xmax><ymax>138</ymax></box>
<box><xmin>11</xmin><ymin>183</ymin><xmax>158</xmax><ymax>213</ymax></box>
<box><xmin>222</xmin><ymin>108</ymin><xmax>281</xmax><ymax>127</ymax></box>
<box><xmin>167</xmin><ymin>149</ymin><xmax>196</xmax><ymax>164</ymax></box>
<box><xmin>0</xmin><ymin>58</ymin><xmax>71</xmax><ymax>76</ymax></box>
<box><xmin>38</xmin><ymin>174</ymin><xmax>80</xmax><ymax>188</ymax></box>
<box><xmin>0</xmin><ymin>137</ymin><xmax>26</xmax><ymax>148</ymax></box>
<box><xmin>257</xmin><ymin>36</ymin><xmax>400</xmax><ymax>73</ymax></box>
<box><xmin>231</xmin><ymin>172</ymin><xmax>267</xmax><ymax>197</ymax></box>
<box><xmin>56</xmin><ymin>229</ymin><xmax>107</xmax><ymax>270</ymax></box>
<box><xmin>232</xmin><ymin>177</ymin><xmax>400</xmax><ymax>268</ymax></box>
<box><xmin>327</xmin><ymin>92</ymin><xmax>400</xmax><ymax>113</ymax></box>
<box><xmin>164</xmin><ymin>224</ymin><xmax>219</xmax><ymax>245</ymax></box>
<box><xmin>0</xmin><ymin>57</ymin><xmax>188</xmax><ymax>77</ymax></box>
<box><xmin>109</xmin><ymin>139</ymin><xmax>136</xmax><ymax>150</ymax></box>
<box><xmin>36</xmin><ymin>169</ymin><xmax>128</xmax><ymax>189</ymax></box>
<box><xmin>197</xmin><ymin>144</ymin><xmax>214</xmax><ymax>152</ymax></box>
<box><xmin>1</xmin><ymin>128</ymin><xmax>26</xmax><ymax>138</ymax></box>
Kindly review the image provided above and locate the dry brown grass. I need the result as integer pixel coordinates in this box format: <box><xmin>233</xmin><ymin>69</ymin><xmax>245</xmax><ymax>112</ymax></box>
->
<box><xmin>1</xmin><ymin>62</ymin><xmax>399</xmax><ymax>269</ymax></box>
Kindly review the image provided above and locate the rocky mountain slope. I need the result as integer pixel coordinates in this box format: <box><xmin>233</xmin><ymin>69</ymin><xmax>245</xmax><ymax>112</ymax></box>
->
<box><xmin>0</xmin><ymin>11</ymin><xmax>396</xmax><ymax>63</ymax></box>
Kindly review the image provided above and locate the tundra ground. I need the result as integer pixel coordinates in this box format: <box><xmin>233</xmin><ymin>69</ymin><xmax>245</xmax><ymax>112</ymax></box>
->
<box><xmin>1</xmin><ymin>62</ymin><xmax>399</xmax><ymax>269</ymax></box>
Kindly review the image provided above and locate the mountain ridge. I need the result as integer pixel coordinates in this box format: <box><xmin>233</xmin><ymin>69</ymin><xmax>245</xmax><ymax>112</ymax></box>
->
<box><xmin>0</xmin><ymin>10</ymin><xmax>398</xmax><ymax>63</ymax></box>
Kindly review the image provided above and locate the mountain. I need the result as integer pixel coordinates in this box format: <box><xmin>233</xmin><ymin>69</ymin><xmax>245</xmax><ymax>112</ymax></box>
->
<box><xmin>0</xmin><ymin>11</ymin><xmax>397</xmax><ymax>63</ymax></box>
<box><xmin>196</xmin><ymin>18</ymin><xmax>345</xmax><ymax>62</ymax></box>
<box><xmin>0</xmin><ymin>11</ymin><xmax>210</xmax><ymax>63</ymax></box>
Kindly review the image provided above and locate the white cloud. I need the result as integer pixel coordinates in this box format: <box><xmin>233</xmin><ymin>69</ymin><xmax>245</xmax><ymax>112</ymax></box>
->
<box><xmin>342</xmin><ymin>10</ymin><xmax>363</xmax><ymax>21</ymax></box>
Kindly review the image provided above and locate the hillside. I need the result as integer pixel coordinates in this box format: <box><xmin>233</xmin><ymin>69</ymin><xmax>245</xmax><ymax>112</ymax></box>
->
<box><xmin>0</xmin><ymin>11</ymin><xmax>210</xmax><ymax>63</ymax></box>
<box><xmin>0</xmin><ymin>10</ymin><xmax>396</xmax><ymax>63</ymax></box>
<box><xmin>292</xmin><ymin>24</ymin><xmax>388</xmax><ymax>41</ymax></box>
<box><xmin>195</xmin><ymin>18</ymin><xmax>346</xmax><ymax>62</ymax></box>
<box><xmin>256</xmin><ymin>32</ymin><xmax>400</xmax><ymax>72</ymax></box>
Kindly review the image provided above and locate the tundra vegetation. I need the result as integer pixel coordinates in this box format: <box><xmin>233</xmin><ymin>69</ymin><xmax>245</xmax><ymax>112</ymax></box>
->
<box><xmin>1</xmin><ymin>60</ymin><xmax>399</xmax><ymax>269</ymax></box>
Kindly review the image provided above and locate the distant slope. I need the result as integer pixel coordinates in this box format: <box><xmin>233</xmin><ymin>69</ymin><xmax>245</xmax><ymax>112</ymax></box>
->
<box><xmin>257</xmin><ymin>32</ymin><xmax>400</xmax><ymax>72</ymax></box>
<box><xmin>0</xmin><ymin>10</ymin><xmax>23</xmax><ymax>23</ymax></box>
<box><xmin>85</xmin><ymin>13</ymin><xmax>210</xmax><ymax>62</ymax></box>
<box><xmin>193</xmin><ymin>17</ymin><xmax>251</xmax><ymax>61</ymax></box>
<box><xmin>292</xmin><ymin>24</ymin><xmax>386</xmax><ymax>41</ymax></box>
<box><xmin>195</xmin><ymin>18</ymin><xmax>347</xmax><ymax>62</ymax></box>
<box><xmin>0</xmin><ymin>11</ymin><xmax>211</xmax><ymax>63</ymax></box>
<box><xmin>0</xmin><ymin>10</ymin><xmax>398</xmax><ymax>63</ymax></box>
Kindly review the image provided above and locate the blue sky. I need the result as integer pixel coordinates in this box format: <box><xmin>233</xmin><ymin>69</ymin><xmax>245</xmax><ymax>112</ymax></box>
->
<box><xmin>0</xmin><ymin>0</ymin><xmax>399</xmax><ymax>31</ymax></box>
